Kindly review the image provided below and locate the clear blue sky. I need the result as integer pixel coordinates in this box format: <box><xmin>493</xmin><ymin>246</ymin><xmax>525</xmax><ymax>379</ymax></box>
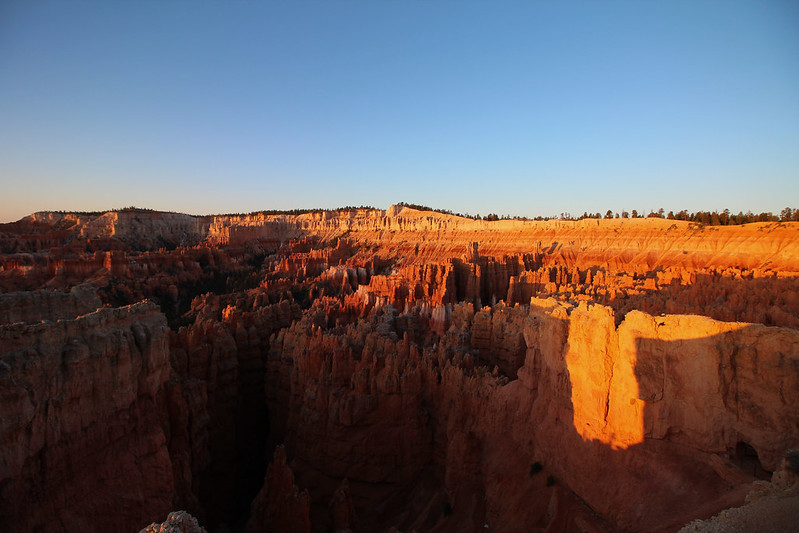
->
<box><xmin>1</xmin><ymin>1</ymin><xmax>797</xmax><ymax>222</ymax></box>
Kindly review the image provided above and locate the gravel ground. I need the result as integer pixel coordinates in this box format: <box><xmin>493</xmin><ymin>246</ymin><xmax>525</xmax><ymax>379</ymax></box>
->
<box><xmin>681</xmin><ymin>494</ymin><xmax>799</xmax><ymax>532</ymax></box>
<box><xmin>681</xmin><ymin>457</ymin><xmax>799</xmax><ymax>533</ymax></box>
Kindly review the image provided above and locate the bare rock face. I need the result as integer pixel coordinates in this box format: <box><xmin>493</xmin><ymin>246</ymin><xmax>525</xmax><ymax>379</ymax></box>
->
<box><xmin>680</xmin><ymin>450</ymin><xmax>799</xmax><ymax>532</ymax></box>
<box><xmin>2</xmin><ymin>206</ymin><xmax>799</xmax><ymax>532</ymax></box>
<box><xmin>170</xmin><ymin>316</ymin><xmax>239</xmax><ymax>467</ymax></box>
<box><xmin>0</xmin><ymin>284</ymin><xmax>101</xmax><ymax>324</ymax></box>
<box><xmin>24</xmin><ymin>207</ymin><xmax>799</xmax><ymax>270</ymax></box>
<box><xmin>256</xmin><ymin>291</ymin><xmax>799</xmax><ymax>531</ymax></box>
<box><xmin>524</xmin><ymin>299</ymin><xmax>799</xmax><ymax>530</ymax></box>
<box><xmin>140</xmin><ymin>511</ymin><xmax>208</xmax><ymax>533</ymax></box>
<box><xmin>246</xmin><ymin>445</ymin><xmax>311</xmax><ymax>533</ymax></box>
<box><xmin>0</xmin><ymin>302</ymin><xmax>174</xmax><ymax>532</ymax></box>
<box><xmin>329</xmin><ymin>478</ymin><xmax>356</xmax><ymax>532</ymax></box>
<box><xmin>25</xmin><ymin>210</ymin><xmax>207</xmax><ymax>247</ymax></box>
<box><xmin>205</xmin><ymin>209</ymin><xmax>799</xmax><ymax>271</ymax></box>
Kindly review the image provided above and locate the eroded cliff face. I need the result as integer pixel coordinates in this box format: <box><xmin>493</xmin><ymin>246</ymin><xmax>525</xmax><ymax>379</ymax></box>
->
<box><xmin>0</xmin><ymin>284</ymin><xmax>101</xmax><ymax>324</ymax></box>
<box><xmin>0</xmin><ymin>301</ymin><xmax>174</xmax><ymax>532</ymax></box>
<box><xmin>256</xmin><ymin>294</ymin><xmax>799</xmax><ymax>532</ymax></box>
<box><xmin>15</xmin><ymin>206</ymin><xmax>799</xmax><ymax>271</ymax></box>
<box><xmin>1</xmin><ymin>206</ymin><xmax>798</xmax><ymax>532</ymax></box>
<box><xmin>24</xmin><ymin>210</ymin><xmax>208</xmax><ymax>247</ymax></box>
<box><xmin>521</xmin><ymin>299</ymin><xmax>799</xmax><ymax>530</ymax></box>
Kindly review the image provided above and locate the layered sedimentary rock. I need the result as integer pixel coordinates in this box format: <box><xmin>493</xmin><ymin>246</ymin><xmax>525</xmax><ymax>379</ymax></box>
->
<box><xmin>25</xmin><ymin>210</ymin><xmax>207</xmax><ymax>246</ymax></box>
<box><xmin>523</xmin><ymin>299</ymin><xmax>799</xmax><ymax>530</ymax></box>
<box><xmin>0</xmin><ymin>302</ymin><xmax>174</xmax><ymax>532</ymax></box>
<box><xmin>261</xmin><ymin>294</ymin><xmax>799</xmax><ymax>531</ymax></box>
<box><xmin>168</xmin><ymin>295</ymin><xmax>302</xmax><ymax>528</ymax></box>
<box><xmin>246</xmin><ymin>446</ymin><xmax>311</xmax><ymax>533</ymax></box>
<box><xmin>681</xmin><ymin>450</ymin><xmax>799</xmax><ymax>532</ymax></box>
<box><xmin>1</xmin><ymin>206</ymin><xmax>798</xmax><ymax>532</ymax></box>
<box><xmin>13</xmin><ymin>206</ymin><xmax>799</xmax><ymax>272</ymax></box>
<box><xmin>0</xmin><ymin>283</ymin><xmax>101</xmax><ymax>324</ymax></box>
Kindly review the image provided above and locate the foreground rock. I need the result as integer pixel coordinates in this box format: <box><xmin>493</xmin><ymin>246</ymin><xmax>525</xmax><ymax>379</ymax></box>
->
<box><xmin>259</xmin><ymin>296</ymin><xmax>799</xmax><ymax>531</ymax></box>
<box><xmin>140</xmin><ymin>511</ymin><xmax>207</xmax><ymax>533</ymax></box>
<box><xmin>681</xmin><ymin>450</ymin><xmax>799</xmax><ymax>532</ymax></box>
<box><xmin>0</xmin><ymin>302</ymin><xmax>174</xmax><ymax>532</ymax></box>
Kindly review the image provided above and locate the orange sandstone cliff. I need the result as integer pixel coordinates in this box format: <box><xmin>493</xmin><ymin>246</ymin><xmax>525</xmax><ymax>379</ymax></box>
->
<box><xmin>0</xmin><ymin>206</ymin><xmax>798</xmax><ymax>532</ymax></box>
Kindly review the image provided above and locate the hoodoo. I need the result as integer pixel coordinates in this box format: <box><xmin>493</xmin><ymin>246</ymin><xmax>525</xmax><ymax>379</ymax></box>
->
<box><xmin>1</xmin><ymin>206</ymin><xmax>798</xmax><ymax>532</ymax></box>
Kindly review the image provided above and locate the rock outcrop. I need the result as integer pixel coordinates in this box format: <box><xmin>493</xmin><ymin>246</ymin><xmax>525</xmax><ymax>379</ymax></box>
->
<box><xmin>522</xmin><ymin>299</ymin><xmax>799</xmax><ymax>530</ymax></box>
<box><xmin>0</xmin><ymin>206</ymin><xmax>798</xmax><ymax>532</ymax></box>
<box><xmin>0</xmin><ymin>283</ymin><xmax>101</xmax><ymax>324</ymax></box>
<box><xmin>0</xmin><ymin>302</ymin><xmax>174</xmax><ymax>532</ymax></box>
<box><xmin>13</xmin><ymin>206</ymin><xmax>799</xmax><ymax>271</ymax></box>
<box><xmin>25</xmin><ymin>210</ymin><xmax>207</xmax><ymax>247</ymax></box>
<box><xmin>140</xmin><ymin>511</ymin><xmax>208</xmax><ymax>533</ymax></box>
<box><xmin>680</xmin><ymin>450</ymin><xmax>799</xmax><ymax>532</ymax></box>
<box><xmin>246</xmin><ymin>446</ymin><xmax>311</xmax><ymax>533</ymax></box>
<box><xmin>257</xmin><ymin>294</ymin><xmax>799</xmax><ymax>531</ymax></box>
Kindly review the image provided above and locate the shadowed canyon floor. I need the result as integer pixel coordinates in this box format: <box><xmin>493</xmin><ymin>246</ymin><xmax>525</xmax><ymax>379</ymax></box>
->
<box><xmin>1</xmin><ymin>206</ymin><xmax>798</xmax><ymax>532</ymax></box>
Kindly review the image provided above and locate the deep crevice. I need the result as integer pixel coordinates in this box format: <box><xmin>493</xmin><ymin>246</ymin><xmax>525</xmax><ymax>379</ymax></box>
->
<box><xmin>731</xmin><ymin>441</ymin><xmax>772</xmax><ymax>480</ymax></box>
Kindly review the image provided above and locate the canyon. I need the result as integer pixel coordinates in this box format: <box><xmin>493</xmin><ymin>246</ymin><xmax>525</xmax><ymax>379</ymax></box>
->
<box><xmin>1</xmin><ymin>205</ymin><xmax>798</xmax><ymax>532</ymax></box>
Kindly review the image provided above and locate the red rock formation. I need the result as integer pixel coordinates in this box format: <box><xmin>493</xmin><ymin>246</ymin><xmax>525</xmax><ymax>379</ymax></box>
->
<box><xmin>0</xmin><ymin>302</ymin><xmax>175</xmax><ymax>532</ymax></box>
<box><xmin>170</xmin><ymin>315</ymin><xmax>239</xmax><ymax>466</ymax></box>
<box><xmin>257</xmin><ymin>292</ymin><xmax>799</xmax><ymax>531</ymax></box>
<box><xmin>0</xmin><ymin>283</ymin><xmax>101</xmax><ymax>324</ymax></box>
<box><xmin>681</xmin><ymin>450</ymin><xmax>799</xmax><ymax>532</ymax></box>
<box><xmin>225</xmin><ymin>207</ymin><xmax>799</xmax><ymax>272</ymax></box>
<box><xmin>2</xmin><ymin>206</ymin><xmax>798</xmax><ymax>532</ymax></box>
<box><xmin>329</xmin><ymin>478</ymin><xmax>356</xmax><ymax>532</ymax></box>
<box><xmin>523</xmin><ymin>298</ymin><xmax>799</xmax><ymax>530</ymax></box>
<box><xmin>164</xmin><ymin>372</ymin><xmax>211</xmax><ymax>517</ymax></box>
<box><xmin>22</xmin><ymin>210</ymin><xmax>207</xmax><ymax>246</ymax></box>
<box><xmin>246</xmin><ymin>446</ymin><xmax>311</xmax><ymax>533</ymax></box>
<box><xmin>140</xmin><ymin>511</ymin><xmax>208</xmax><ymax>533</ymax></box>
<box><xmin>13</xmin><ymin>206</ymin><xmax>799</xmax><ymax>272</ymax></box>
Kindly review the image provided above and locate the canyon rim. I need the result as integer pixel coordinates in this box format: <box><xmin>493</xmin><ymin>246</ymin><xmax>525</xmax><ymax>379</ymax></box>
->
<box><xmin>1</xmin><ymin>205</ymin><xmax>798</xmax><ymax>532</ymax></box>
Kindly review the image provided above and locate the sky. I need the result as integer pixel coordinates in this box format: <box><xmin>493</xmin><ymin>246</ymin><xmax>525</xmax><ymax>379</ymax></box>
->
<box><xmin>1</xmin><ymin>1</ymin><xmax>797</xmax><ymax>222</ymax></box>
